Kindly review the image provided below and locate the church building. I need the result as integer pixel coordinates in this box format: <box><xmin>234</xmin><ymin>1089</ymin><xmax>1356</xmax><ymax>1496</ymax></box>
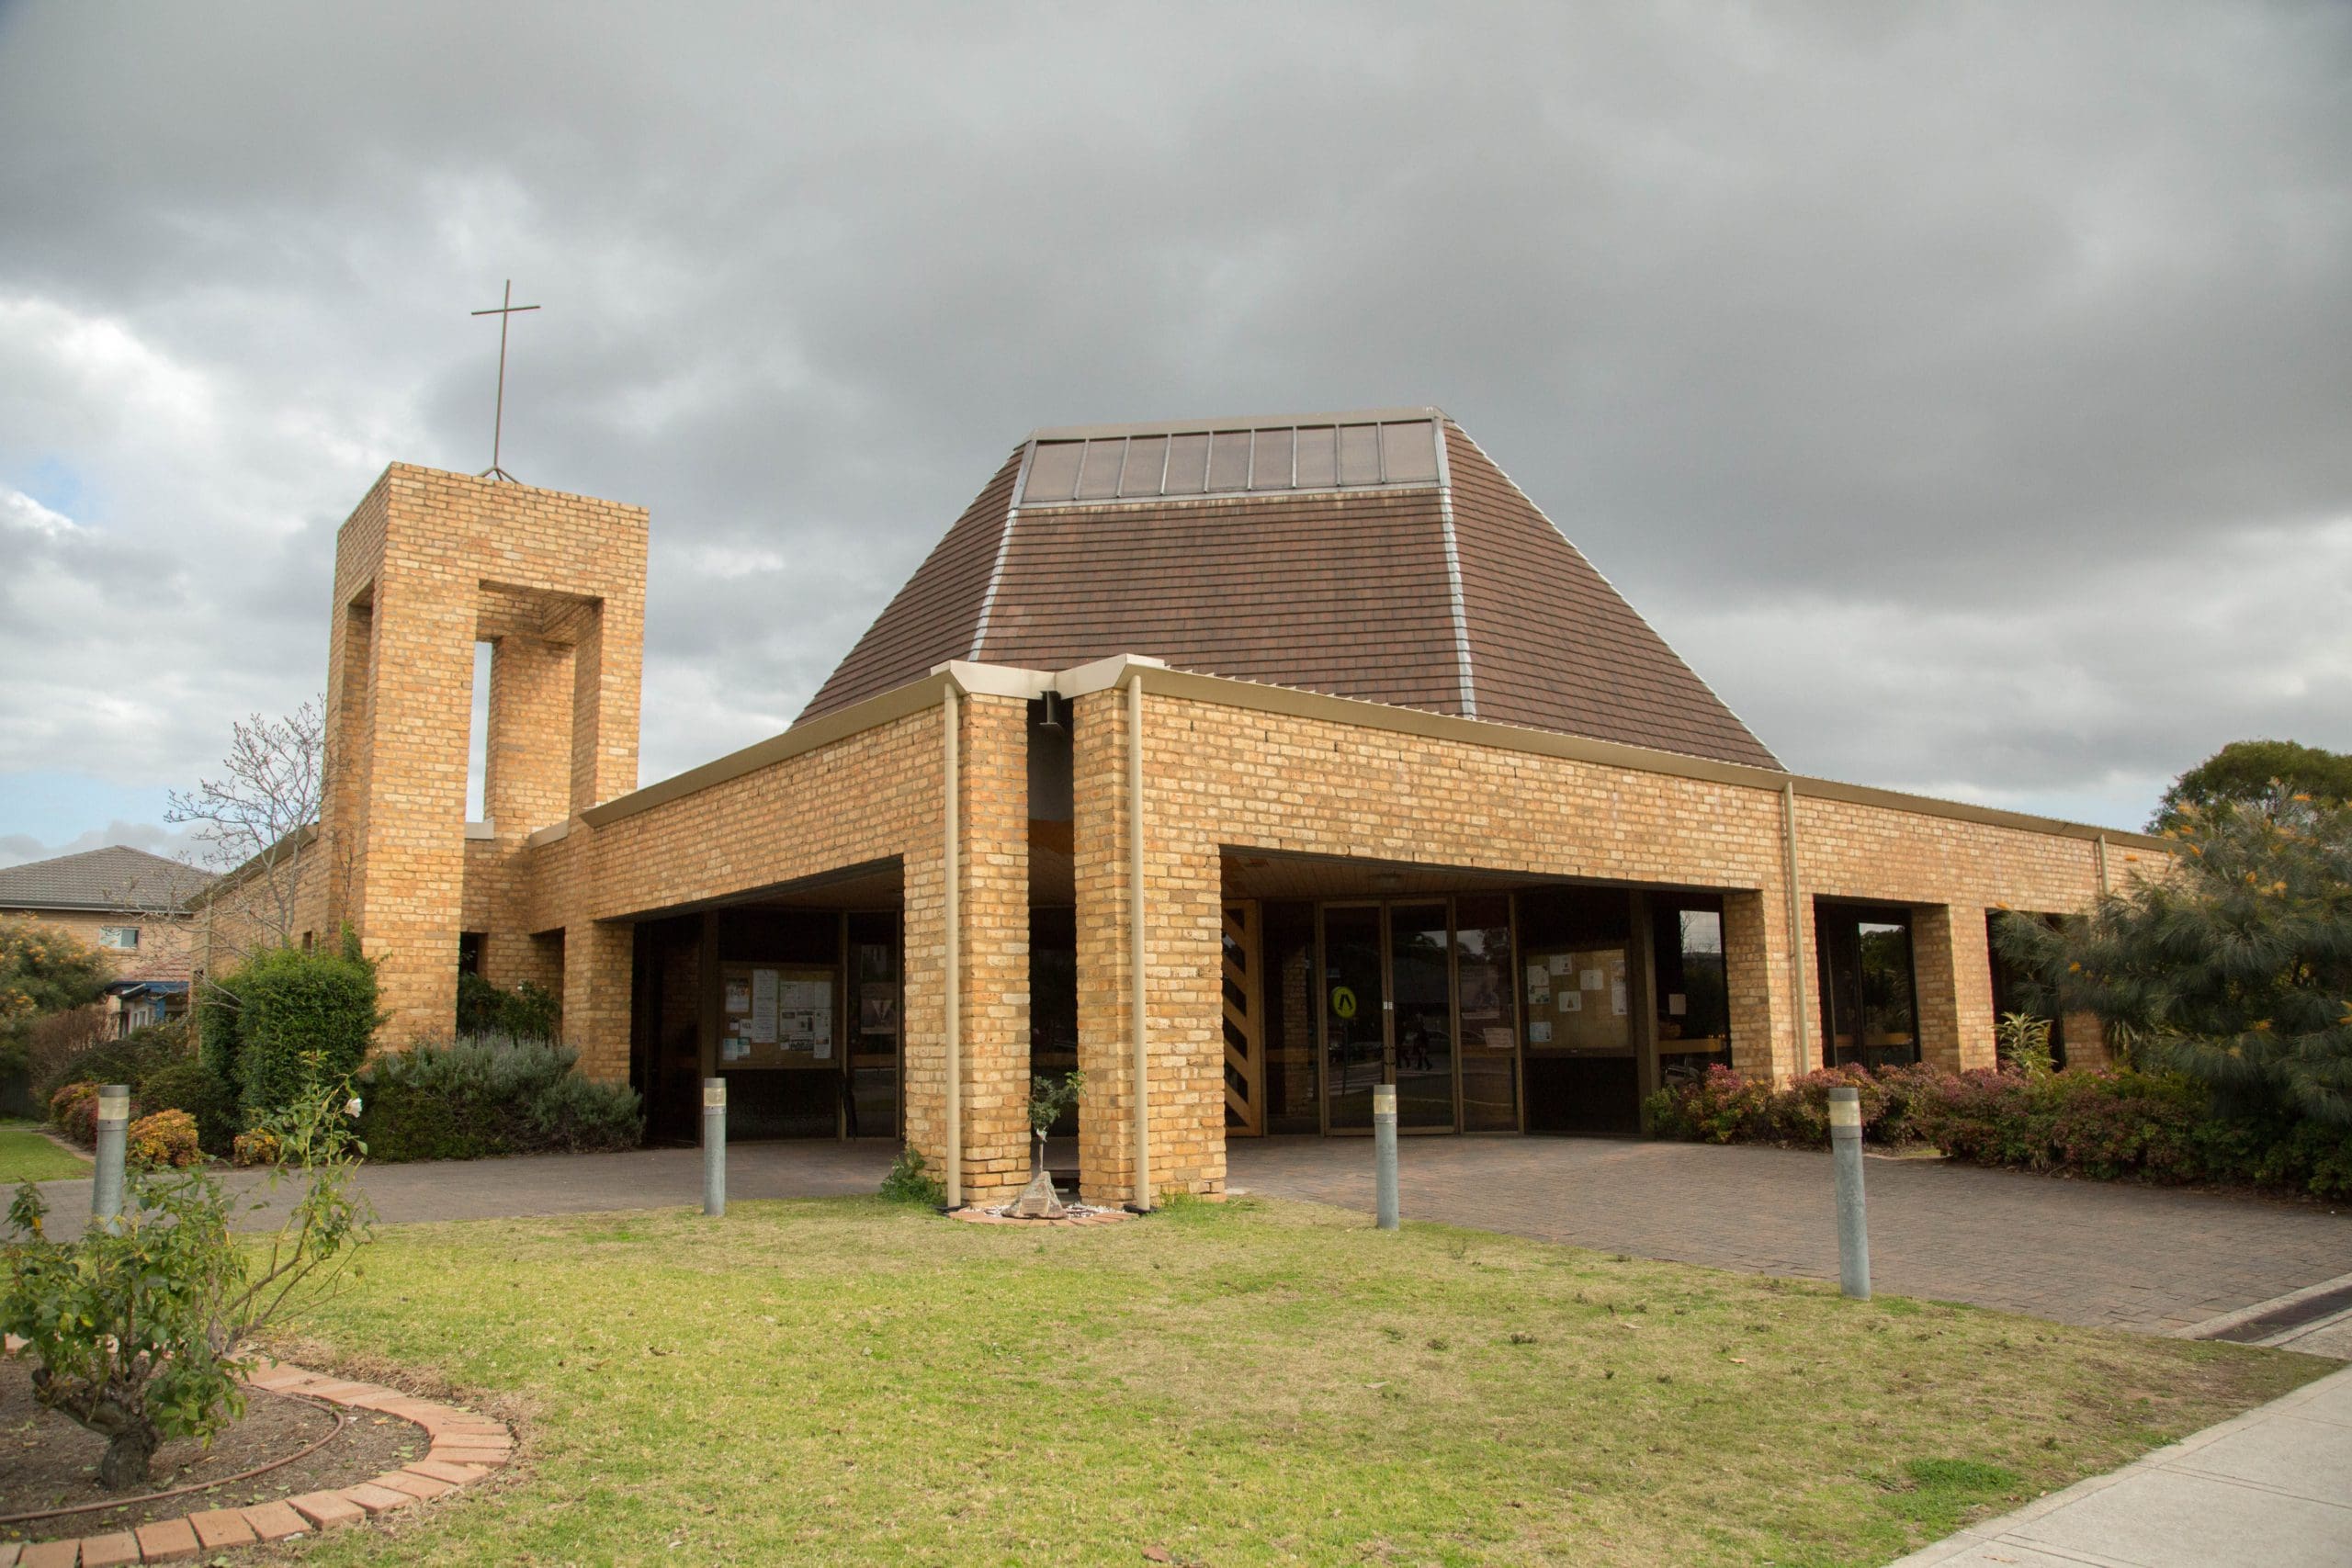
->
<box><xmin>199</xmin><ymin>408</ymin><xmax>2167</xmax><ymax>1207</ymax></box>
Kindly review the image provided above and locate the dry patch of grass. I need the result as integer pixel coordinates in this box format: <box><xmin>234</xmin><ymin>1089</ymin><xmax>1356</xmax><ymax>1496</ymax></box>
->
<box><xmin>267</xmin><ymin>1194</ymin><xmax>2324</xmax><ymax>1567</ymax></box>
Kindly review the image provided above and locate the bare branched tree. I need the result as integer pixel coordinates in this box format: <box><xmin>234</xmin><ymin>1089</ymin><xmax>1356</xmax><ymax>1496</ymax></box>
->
<box><xmin>167</xmin><ymin>701</ymin><xmax>328</xmax><ymax>960</ymax></box>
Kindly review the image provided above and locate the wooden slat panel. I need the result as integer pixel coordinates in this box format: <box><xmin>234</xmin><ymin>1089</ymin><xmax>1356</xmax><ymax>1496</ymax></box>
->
<box><xmin>1221</xmin><ymin>900</ymin><xmax>1264</xmax><ymax>1135</ymax></box>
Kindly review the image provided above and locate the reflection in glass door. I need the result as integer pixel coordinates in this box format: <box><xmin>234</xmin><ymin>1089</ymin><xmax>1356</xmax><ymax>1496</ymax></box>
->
<box><xmin>1321</xmin><ymin>906</ymin><xmax>1384</xmax><ymax>1132</ymax></box>
<box><xmin>1390</xmin><ymin>905</ymin><xmax>1453</xmax><ymax>1129</ymax></box>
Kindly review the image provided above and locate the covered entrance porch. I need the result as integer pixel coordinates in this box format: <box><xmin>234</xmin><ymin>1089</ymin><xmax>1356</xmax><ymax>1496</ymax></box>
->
<box><xmin>1217</xmin><ymin>852</ymin><xmax>1743</xmax><ymax>1141</ymax></box>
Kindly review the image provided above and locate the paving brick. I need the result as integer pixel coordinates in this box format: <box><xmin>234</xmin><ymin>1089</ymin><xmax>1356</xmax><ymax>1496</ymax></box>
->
<box><xmin>75</xmin><ymin>1534</ymin><xmax>138</xmax><ymax>1568</ymax></box>
<box><xmin>130</xmin><ymin>1517</ymin><xmax>196</xmax><ymax>1562</ymax></box>
<box><xmin>406</xmin><ymin>1458</ymin><xmax>492</xmax><ymax>1485</ymax></box>
<box><xmin>186</xmin><ymin>1509</ymin><xmax>256</xmax><ymax>1550</ymax></box>
<box><xmin>339</xmin><ymin>1483</ymin><xmax>418</xmax><ymax>1515</ymax></box>
<box><xmin>286</xmin><ymin>1491</ymin><xmax>367</xmax><ymax>1529</ymax></box>
<box><xmin>235</xmin><ymin>1501</ymin><xmax>311</xmax><ymax>1541</ymax></box>
<box><xmin>374</xmin><ymin>1470</ymin><xmax>456</xmax><ymax>1500</ymax></box>
<box><xmin>16</xmin><ymin>1543</ymin><xmax>74</xmax><ymax>1568</ymax></box>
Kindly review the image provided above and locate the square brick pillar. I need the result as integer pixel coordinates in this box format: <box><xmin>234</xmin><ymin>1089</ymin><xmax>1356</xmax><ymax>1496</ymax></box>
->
<box><xmin>897</xmin><ymin>692</ymin><xmax>1031</xmax><ymax>1205</ymax></box>
<box><xmin>562</xmin><ymin>920</ymin><xmax>632</xmax><ymax>1082</ymax></box>
<box><xmin>957</xmin><ymin>694</ymin><xmax>1032</xmax><ymax>1204</ymax></box>
<box><xmin>1723</xmin><ymin>884</ymin><xmax>1815</xmax><ymax>1083</ymax></box>
<box><xmin>1913</xmin><ymin>904</ymin><xmax>1996</xmax><ymax>1072</ymax></box>
<box><xmin>1070</xmin><ymin>683</ymin><xmax>1224</xmax><ymax>1205</ymax></box>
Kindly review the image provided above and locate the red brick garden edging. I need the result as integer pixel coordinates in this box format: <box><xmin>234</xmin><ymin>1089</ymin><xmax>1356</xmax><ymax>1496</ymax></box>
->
<box><xmin>1</xmin><ymin>1356</ymin><xmax>513</xmax><ymax>1567</ymax></box>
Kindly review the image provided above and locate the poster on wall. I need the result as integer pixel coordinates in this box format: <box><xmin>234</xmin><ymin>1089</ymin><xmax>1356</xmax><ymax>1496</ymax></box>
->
<box><xmin>750</xmin><ymin>968</ymin><xmax>778</xmax><ymax>1044</ymax></box>
<box><xmin>1525</xmin><ymin>964</ymin><xmax>1550</xmax><ymax>1004</ymax></box>
<box><xmin>724</xmin><ymin>979</ymin><xmax>751</xmax><ymax>1015</ymax></box>
<box><xmin>861</xmin><ymin>986</ymin><xmax>899</xmax><ymax>1033</ymax></box>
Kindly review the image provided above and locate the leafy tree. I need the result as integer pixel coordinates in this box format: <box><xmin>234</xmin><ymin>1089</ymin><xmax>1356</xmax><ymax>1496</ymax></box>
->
<box><xmin>2152</xmin><ymin>739</ymin><xmax>2352</xmax><ymax>831</ymax></box>
<box><xmin>3</xmin><ymin>1069</ymin><xmax>374</xmax><ymax>1487</ymax></box>
<box><xmin>1996</xmin><ymin>791</ymin><xmax>2352</xmax><ymax>1124</ymax></box>
<box><xmin>0</xmin><ymin>918</ymin><xmax>113</xmax><ymax>1071</ymax></box>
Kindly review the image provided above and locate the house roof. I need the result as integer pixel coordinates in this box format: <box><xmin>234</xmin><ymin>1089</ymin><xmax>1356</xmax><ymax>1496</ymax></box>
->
<box><xmin>797</xmin><ymin>409</ymin><xmax>1780</xmax><ymax>771</ymax></box>
<box><xmin>0</xmin><ymin>845</ymin><xmax>215</xmax><ymax>914</ymax></box>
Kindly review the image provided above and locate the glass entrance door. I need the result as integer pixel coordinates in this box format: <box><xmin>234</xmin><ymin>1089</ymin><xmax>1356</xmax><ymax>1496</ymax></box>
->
<box><xmin>1390</xmin><ymin>904</ymin><xmax>1454</xmax><ymax>1129</ymax></box>
<box><xmin>1321</xmin><ymin>905</ymin><xmax>1385</xmax><ymax>1132</ymax></box>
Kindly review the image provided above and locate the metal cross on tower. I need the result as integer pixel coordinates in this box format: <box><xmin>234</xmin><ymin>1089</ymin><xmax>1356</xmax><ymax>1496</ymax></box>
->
<box><xmin>470</xmin><ymin>279</ymin><xmax>540</xmax><ymax>483</ymax></box>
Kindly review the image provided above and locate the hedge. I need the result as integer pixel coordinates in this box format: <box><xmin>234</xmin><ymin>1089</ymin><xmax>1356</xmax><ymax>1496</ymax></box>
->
<box><xmin>1645</xmin><ymin>1063</ymin><xmax>2352</xmax><ymax>1199</ymax></box>
<box><xmin>225</xmin><ymin>942</ymin><xmax>383</xmax><ymax>1120</ymax></box>
<box><xmin>353</xmin><ymin>1033</ymin><xmax>642</xmax><ymax>1161</ymax></box>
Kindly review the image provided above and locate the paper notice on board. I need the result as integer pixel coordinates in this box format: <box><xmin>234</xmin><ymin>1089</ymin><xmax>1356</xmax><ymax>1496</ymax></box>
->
<box><xmin>722</xmin><ymin>1037</ymin><xmax>748</xmax><ymax>1062</ymax></box>
<box><xmin>1561</xmin><ymin>991</ymin><xmax>1582</xmax><ymax>1013</ymax></box>
<box><xmin>750</xmin><ymin>968</ymin><xmax>778</xmax><ymax>1043</ymax></box>
<box><xmin>1547</xmin><ymin>953</ymin><xmax>1572</xmax><ymax>977</ymax></box>
<box><xmin>1580</xmin><ymin>968</ymin><xmax>1604</xmax><ymax>991</ymax></box>
<box><xmin>1525</xmin><ymin>964</ymin><xmax>1550</xmax><ymax>1003</ymax></box>
<box><xmin>725</xmin><ymin>979</ymin><xmax>751</xmax><ymax>1014</ymax></box>
<box><xmin>1611</xmin><ymin>979</ymin><xmax>1627</xmax><ymax>1017</ymax></box>
<box><xmin>1528</xmin><ymin>1021</ymin><xmax>1553</xmax><ymax>1044</ymax></box>
<box><xmin>1483</xmin><ymin>1027</ymin><xmax>1514</xmax><ymax>1051</ymax></box>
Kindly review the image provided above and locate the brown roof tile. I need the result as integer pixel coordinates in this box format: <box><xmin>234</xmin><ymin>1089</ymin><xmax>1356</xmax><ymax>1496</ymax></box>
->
<box><xmin>795</xmin><ymin>411</ymin><xmax>1781</xmax><ymax>771</ymax></box>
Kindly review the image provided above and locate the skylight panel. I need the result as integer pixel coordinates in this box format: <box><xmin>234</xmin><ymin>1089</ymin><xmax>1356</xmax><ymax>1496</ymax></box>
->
<box><xmin>1017</xmin><ymin>415</ymin><xmax>1440</xmax><ymax>505</ymax></box>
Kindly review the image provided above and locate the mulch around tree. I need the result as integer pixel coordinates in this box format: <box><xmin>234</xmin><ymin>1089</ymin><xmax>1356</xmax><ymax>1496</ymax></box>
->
<box><xmin>0</xmin><ymin>1356</ymin><xmax>420</xmax><ymax>1539</ymax></box>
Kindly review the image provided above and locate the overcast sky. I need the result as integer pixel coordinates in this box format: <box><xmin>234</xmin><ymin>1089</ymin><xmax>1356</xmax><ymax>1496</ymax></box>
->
<box><xmin>2</xmin><ymin>1</ymin><xmax>2346</xmax><ymax>869</ymax></box>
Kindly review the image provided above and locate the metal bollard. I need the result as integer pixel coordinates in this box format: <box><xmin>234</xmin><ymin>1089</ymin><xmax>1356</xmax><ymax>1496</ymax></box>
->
<box><xmin>1373</xmin><ymin>1082</ymin><xmax>1399</xmax><ymax>1231</ymax></box>
<box><xmin>702</xmin><ymin>1077</ymin><xmax>727</xmax><ymax>1217</ymax></box>
<box><xmin>92</xmin><ymin>1084</ymin><xmax>130</xmax><ymax>1232</ymax></box>
<box><xmin>1828</xmin><ymin>1085</ymin><xmax>1870</xmax><ymax>1300</ymax></box>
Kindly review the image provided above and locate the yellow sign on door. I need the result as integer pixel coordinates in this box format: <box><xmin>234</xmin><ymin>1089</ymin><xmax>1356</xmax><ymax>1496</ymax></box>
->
<box><xmin>1331</xmin><ymin>986</ymin><xmax>1359</xmax><ymax>1021</ymax></box>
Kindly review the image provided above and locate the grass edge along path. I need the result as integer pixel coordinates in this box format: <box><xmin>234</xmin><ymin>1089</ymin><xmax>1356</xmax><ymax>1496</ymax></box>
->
<box><xmin>263</xmin><ymin>1195</ymin><xmax>2325</xmax><ymax>1568</ymax></box>
<box><xmin>0</xmin><ymin>1120</ymin><xmax>87</xmax><ymax>1184</ymax></box>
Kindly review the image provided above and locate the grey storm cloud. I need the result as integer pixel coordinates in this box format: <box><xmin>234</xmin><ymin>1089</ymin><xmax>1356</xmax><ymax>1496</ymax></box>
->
<box><xmin>0</xmin><ymin>0</ymin><xmax>2346</xmax><ymax>863</ymax></box>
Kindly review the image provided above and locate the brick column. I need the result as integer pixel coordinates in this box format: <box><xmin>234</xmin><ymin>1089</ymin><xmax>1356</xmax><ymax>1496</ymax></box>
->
<box><xmin>1913</xmin><ymin>904</ymin><xmax>1996</xmax><ymax>1072</ymax></box>
<box><xmin>562</xmin><ymin>919</ymin><xmax>633</xmax><ymax>1082</ymax></box>
<box><xmin>1071</xmin><ymin>683</ymin><xmax>1225</xmax><ymax>1204</ymax></box>
<box><xmin>956</xmin><ymin>694</ymin><xmax>1031</xmax><ymax>1204</ymax></box>
<box><xmin>1724</xmin><ymin>882</ymin><xmax>1815</xmax><ymax>1083</ymax></box>
<box><xmin>895</xmin><ymin>693</ymin><xmax>1030</xmax><ymax>1205</ymax></box>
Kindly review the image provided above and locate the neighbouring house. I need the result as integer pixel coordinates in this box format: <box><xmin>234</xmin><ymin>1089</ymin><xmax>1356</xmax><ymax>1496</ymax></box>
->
<box><xmin>193</xmin><ymin>408</ymin><xmax>2169</xmax><ymax>1206</ymax></box>
<box><xmin>0</xmin><ymin>844</ymin><xmax>216</xmax><ymax>1035</ymax></box>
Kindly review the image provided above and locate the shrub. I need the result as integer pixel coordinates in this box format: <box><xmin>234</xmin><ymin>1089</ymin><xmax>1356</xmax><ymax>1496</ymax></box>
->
<box><xmin>231</xmin><ymin>1130</ymin><xmax>282</xmax><ymax>1168</ymax></box>
<box><xmin>49</xmin><ymin>1081</ymin><xmax>101</xmax><ymax>1145</ymax></box>
<box><xmin>40</xmin><ymin>1020</ymin><xmax>193</xmax><ymax>1103</ymax></box>
<box><xmin>455</xmin><ymin>972</ymin><xmax>560</xmax><ymax>1040</ymax></box>
<box><xmin>197</xmin><ymin>973</ymin><xmax>243</xmax><ymax>1089</ymax></box>
<box><xmin>1647</xmin><ymin>1060</ymin><xmax>2352</xmax><ymax>1199</ymax></box>
<box><xmin>880</xmin><ymin>1145</ymin><xmax>945</xmax><ymax>1207</ymax></box>
<box><xmin>126</xmin><ymin>1110</ymin><xmax>201</xmax><ymax>1168</ymax></box>
<box><xmin>352</xmin><ymin>1032</ymin><xmax>642</xmax><ymax>1162</ymax></box>
<box><xmin>4</xmin><ymin>1076</ymin><xmax>372</xmax><ymax>1488</ymax></box>
<box><xmin>135</xmin><ymin>1059</ymin><xmax>240</xmax><ymax>1156</ymax></box>
<box><xmin>229</xmin><ymin>943</ymin><xmax>383</xmax><ymax>1121</ymax></box>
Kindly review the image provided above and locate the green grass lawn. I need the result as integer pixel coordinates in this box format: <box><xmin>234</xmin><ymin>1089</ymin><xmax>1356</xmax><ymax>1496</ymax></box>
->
<box><xmin>0</xmin><ymin>1120</ymin><xmax>87</xmax><ymax>1184</ymax></box>
<box><xmin>268</xmin><ymin>1195</ymin><xmax>2323</xmax><ymax>1568</ymax></box>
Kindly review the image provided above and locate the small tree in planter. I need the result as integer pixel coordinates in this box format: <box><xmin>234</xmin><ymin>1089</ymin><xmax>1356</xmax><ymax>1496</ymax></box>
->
<box><xmin>2</xmin><ymin>1065</ymin><xmax>373</xmax><ymax>1487</ymax></box>
<box><xmin>1008</xmin><ymin>1070</ymin><xmax>1084</xmax><ymax>1218</ymax></box>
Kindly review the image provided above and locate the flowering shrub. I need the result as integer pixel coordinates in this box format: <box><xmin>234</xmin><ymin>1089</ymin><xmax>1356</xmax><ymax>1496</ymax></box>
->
<box><xmin>1646</xmin><ymin>1062</ymin><xmax>2352</xmax><ymax>1198</ymax></box>
<box><xmin>48</xmin><ymin>1081</ymin><xmax>101</xmax><ymax>1146</ymax></box>
<box><xmin>126</xmin><ymin>1109</ymin><xmax>202</xmax><ymax>1168</ymax></box>
<box><xmin>231</xmin><ymin>1129</ymin><xmax>282</xmax><ymax>1168</ymax></box>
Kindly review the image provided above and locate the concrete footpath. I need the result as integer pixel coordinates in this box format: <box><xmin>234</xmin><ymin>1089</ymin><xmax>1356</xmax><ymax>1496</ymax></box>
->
<box><xmin>1890</xmin><ymin>1359</ymin><xmax>2352</xmax><ymax>1568</ymax></box>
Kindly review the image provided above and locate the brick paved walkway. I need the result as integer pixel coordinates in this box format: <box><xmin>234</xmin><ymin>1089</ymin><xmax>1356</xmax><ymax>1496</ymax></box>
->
<box><xmin>1228</xmin><ymin>1135</ymin><xmax>2352</xmax><ymax>1334</ymax></box>
<box><xmin>32</xmin><ymin>1142</ymin><xmax>899</xmax><ymax>1243</ymax></box>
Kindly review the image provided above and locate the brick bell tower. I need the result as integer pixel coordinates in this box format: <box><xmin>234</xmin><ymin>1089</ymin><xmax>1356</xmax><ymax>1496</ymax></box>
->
<box><xmin>316</xmin><ymin>464</ymin><xmax>647</xmax><ymax>1043</ymax></box>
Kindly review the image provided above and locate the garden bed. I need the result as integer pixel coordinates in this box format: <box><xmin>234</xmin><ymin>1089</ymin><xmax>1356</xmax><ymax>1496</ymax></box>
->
<box><xmin>0</xmin><ymin>1358</ymin><xmax>417</xmax><ymax>1537</ymax></box>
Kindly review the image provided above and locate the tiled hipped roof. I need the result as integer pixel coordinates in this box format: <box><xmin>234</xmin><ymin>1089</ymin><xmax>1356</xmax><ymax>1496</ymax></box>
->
<box><xmin>0</xmin><ymin>844</ymin><xmax>213</xmax><ymax>913</ymax></box>
<box><xmin>797</xmin><ymin>412</ymin><xmax>1781</xmax><ymax>772</ymax></box>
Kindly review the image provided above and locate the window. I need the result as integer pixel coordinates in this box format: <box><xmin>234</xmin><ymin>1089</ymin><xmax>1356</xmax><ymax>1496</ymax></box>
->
<box><xmin>1815</xmin><ymin>902</ymin><xmax>1919</xmax><ymax>1069</ymax></box>
<box><xmin>98</xmin><ymin>925</ymin><xmax>140</xmax><ymax>951</ymax></box>
<box><xmin>1018</xmin><ymin>418</ymin><xmax>1441</xmax><ymax>505</ymax></box>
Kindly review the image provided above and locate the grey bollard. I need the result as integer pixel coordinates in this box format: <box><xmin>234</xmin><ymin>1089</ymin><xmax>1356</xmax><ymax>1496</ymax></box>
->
<box><xmin>1828</xmin><ymin>1085</ymin><xmax>1870</xmax><ymax>1300</ymax></box>
<box><xmin>1373</xmin><ymin>1082</ymin><xmax>1399</xmax><ymax>1231</ymax></box>
<box><xmin>92</xmin><ymin>1083</ymin><xmax>130</xmax><ymax>1232</ymax></box>
<box><xmin>702</xmin><ymin>1077</ymin><xmax>727</xmax><ymax>1217</ymax></box>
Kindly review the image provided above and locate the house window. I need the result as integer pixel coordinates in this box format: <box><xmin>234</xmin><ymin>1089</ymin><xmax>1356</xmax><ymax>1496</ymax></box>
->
<box><xmin>98</xmin><ymin>925</ymin><xmax>140</xmax><ymax>951</ymax></box>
